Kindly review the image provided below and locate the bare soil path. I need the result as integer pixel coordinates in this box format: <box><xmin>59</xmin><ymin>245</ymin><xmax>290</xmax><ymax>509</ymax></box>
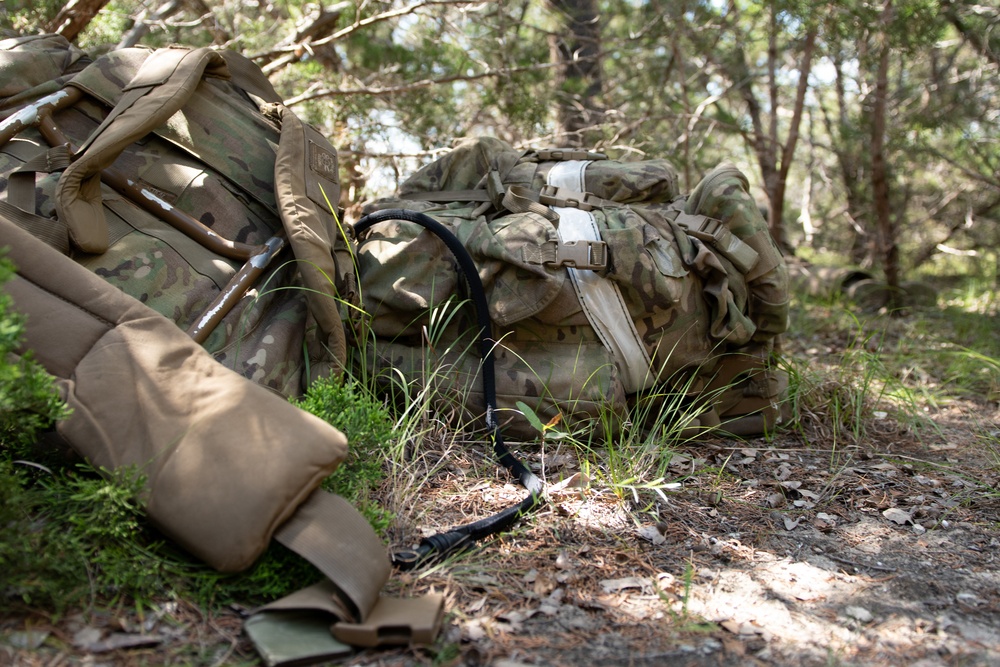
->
<box><xmin>4</xmin><ymin>397</ymin><xmax>998</xmax><ymax>667</ymax></box>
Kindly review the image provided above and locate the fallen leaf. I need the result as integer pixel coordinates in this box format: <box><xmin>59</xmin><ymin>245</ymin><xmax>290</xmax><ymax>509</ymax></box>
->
<box><xmin>720</xmin><ymin>619</ymin><xmax>761</xmax><ymax>635</ymax></box>
<box><xmin>567</xmin><ymin>472</ymin><xmax>590</xmax><ymax>488</ymax></box>
<box><xmin>467</xmin><ymin>596</ymin><xmax>487</xmax><ymax>613</ymax></box>
<box><xmin>883</xmin><ymin>507</ymin><xmax>913</xmax><ymax>525</ymax></box>
<box><xmin>783</xmin><ymin>517</ymin><xmax>801</xmax><ymax>530</ymax></box>
<box><xmin>765</xmin><ymin>493</ymin><xmax>785</xmax><ymax>508</ymax></box>
<box><xmin>637</xmin><ymin>524</ymin><xmax>666</xmax><ymax>545</ymax></box>
<box><xmin>600</xmin><ymin>577</ymin><xmax>651</xmax><ymax>594</ymax></box>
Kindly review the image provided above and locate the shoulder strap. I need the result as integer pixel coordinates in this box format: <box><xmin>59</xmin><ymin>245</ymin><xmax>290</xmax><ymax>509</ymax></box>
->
<box><xmin>57</xmin><ymin>47</ymin><xmax>231</xmax><ymax>253</ymax></box>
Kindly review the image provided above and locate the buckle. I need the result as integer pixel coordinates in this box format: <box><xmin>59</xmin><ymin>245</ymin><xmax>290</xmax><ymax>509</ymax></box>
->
<box><xmin>549</xmin><ymin>239</ymin><xmax>607</xmax><ymax>270</ymax></box>
<box><xmin>538</xmin><ymin>185</ymin><xmax>599</xmax><ymax>212</ymax></box>
<box><xmin>331</xmin><ymin>594</ymin><xmax>445</xmax><ymax>648</ymax></box>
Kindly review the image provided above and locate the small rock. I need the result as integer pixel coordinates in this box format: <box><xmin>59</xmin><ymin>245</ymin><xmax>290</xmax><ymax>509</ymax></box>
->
<box><xmin>701</xmin><ymin>637</ymin><xmax>722</xmax><ymax>653</ymax></box>
<box><xmin>883</xmin><ymin>507</ymin><xmax>912</xmax><ymax>525</ymax></box>
<box><xmin>6</xmin><ymin>630</ymin><xmax>49</xmax><ymax>650</ymax></box>
<box><xmin>845</xmin><ymin>606</ymin><xmax>874</xmax><ymax>623</ymax></box>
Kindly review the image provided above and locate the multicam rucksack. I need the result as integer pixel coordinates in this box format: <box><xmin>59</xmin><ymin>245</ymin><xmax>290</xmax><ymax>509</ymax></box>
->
<box><xmin>0</xmin><ymin>34</ymin><xmax>352</xmax><ymax>395</ymax></box>
<box><xmin>1</xmin><ymin>34</ymin><xmax>449</xmax><ymax>658</ymax></box>
<box><xmin>356</xmin><ymin>137</ymin><xmax>790</xmax><ymax>439</ymax></box>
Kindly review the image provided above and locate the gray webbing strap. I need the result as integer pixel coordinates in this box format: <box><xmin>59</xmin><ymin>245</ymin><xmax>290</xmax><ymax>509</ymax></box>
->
<box><xmin>547</xmin><ymin>161</ymin><xmax>655</xmax><ymax>393</ymax></box>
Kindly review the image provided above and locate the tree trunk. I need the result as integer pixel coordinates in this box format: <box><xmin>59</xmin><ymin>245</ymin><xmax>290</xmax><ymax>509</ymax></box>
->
<box><xmin>547</xmin><ymin>0</ymin><xmax>603</xmax><ymax>147</ymax></box>
<box><xmin>771</xmin><ymin>23</ymin><xmax>817</xmax><ymax>253</ymax></box>
<box><xmin>871</xmin><ymin>0</ymin><xmax>900</xmax><ymax>307</ymax></box>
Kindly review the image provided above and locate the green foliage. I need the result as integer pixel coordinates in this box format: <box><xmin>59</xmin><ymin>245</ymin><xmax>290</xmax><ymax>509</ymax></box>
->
<box><xmin>0</xmin><ymin>256</ymin><xmax>69</xmax><ymax>451</ymax></box>
<box><xmin>0</xmin><ymin>460</ymin><xmax>174</xmax><ymax>613</ymax></box>
<box><xmin>294</xmin><ymin>374</ymin><xmax>398</xmax><ymax>534</ymax></box>
<box><xmin>0</xmin><ymin>0</ymin><xmax>63</xmax><ymax>35</ymax></box>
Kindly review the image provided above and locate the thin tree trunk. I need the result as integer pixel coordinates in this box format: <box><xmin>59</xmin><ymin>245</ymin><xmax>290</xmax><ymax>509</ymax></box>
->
<box><xmin>871</xmin><ymin>0</ymin><xmax>900</xmax><ymax>306</ymax></box>
<box><xmin>771</xmin><ymin>23</ymin><xmax>817</xmax><ymax>252</ymax></box>
<box><xmin>548</xmin><ymin>0</ymin><xmax>603</xmax><ymax>147</ymax></box>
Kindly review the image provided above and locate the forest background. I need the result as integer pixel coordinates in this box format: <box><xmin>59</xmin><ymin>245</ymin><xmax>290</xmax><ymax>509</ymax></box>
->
<box><xmin>5</xmin><ymin>0</ymin><xmax>998</xmax><ymax>285</ymax></box>
<box><xmin>2</xmin><ymin>1</ymin><xmax>1000</xmax><ymax>666</ymax></box>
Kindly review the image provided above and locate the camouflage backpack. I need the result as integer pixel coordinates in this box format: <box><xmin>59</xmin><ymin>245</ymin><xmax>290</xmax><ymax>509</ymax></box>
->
<box><xmin>356</xmin><ymin>137</ymin><xmax>790</xmax><ymax>439</ymax></box>
<box><xmin>1</xmin><ymin>35</ymin><xmax>449</xmax><ymax>655</ymax></box>
<box><xmin>0</xmin><ymin>34</ymin><xmax>352</xmax><ymax>395</ymax></box>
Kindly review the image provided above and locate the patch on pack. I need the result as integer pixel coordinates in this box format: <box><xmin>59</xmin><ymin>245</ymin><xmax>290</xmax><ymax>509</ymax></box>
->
<box><xmin>309</xmin><ymin>140</ymin><xmax>339</xmax><ymax>184</ymax></box>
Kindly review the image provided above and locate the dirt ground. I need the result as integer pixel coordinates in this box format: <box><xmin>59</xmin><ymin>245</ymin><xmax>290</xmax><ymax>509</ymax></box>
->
<box><xmin>3</xmin><ymin>395</ymin><xmax>998</xmax><ymax>667</ymax></box>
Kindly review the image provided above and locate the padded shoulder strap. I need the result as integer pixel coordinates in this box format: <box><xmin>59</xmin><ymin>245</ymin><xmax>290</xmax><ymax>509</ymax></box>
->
<box><xmin>0</xmin><ymin>213</ymin><xmax>389</xmax><ymax>621</ymax></box>
<box><xmin>56</xmin><ymin>47</ymin><xmax>231</xmax><ymax>253</ymax></box>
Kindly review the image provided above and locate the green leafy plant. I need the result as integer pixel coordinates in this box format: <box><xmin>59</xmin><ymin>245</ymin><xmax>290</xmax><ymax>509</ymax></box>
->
<box><xmin>0</xmin><ymin>254</ymin><xmax>70</xmax><ymax>452</ymax></box>
<box><xmin>293</xmin><ymin>374</ymin><xmax>398</xmax><ymax>534</ymax></box>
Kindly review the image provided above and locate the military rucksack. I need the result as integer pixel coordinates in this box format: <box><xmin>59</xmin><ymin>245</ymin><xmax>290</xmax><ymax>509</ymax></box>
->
<box><xmin>0</xmin><ymin>34</ymin><xmax>353</xmax><ymax>395</ymax></box>
<box><xmin>356</xmin><ymin>137</ymin><xmax>791</xmax><ymax>439</ymax></box>
<box><xmin>1</xmin><ymin>34</ymin><xmax>443</xmax><ymax>658</ymax></box>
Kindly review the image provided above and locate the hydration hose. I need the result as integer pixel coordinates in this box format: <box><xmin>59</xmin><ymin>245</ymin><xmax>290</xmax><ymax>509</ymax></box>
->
<box><xmin>353</xmin><ymin>209</ymin><xmax>546</xmax><ymax>569</ymax></box>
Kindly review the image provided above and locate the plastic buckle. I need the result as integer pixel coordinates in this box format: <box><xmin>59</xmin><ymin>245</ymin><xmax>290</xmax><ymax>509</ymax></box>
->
<box><xmin>331</xmin><ymin>594</ymin><xmax>445</xmax><ymax>648</ymax></box>
<box><xmin>539</xmin><ymin>185</ymin><xmax>598</xmax><ymax>212</ymax></box>
<box><xmin>551</xmin><ymin>240</ymin><xmax>607</xmax><ymax>270</ymax></box>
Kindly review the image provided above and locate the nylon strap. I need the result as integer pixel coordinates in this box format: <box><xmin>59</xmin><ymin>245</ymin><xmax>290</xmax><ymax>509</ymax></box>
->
<box><xmin>0</xmin><ymin>198</ymin><xmax>69</xmax><ymax>253</ymax></box>
<box><xmin>273</xmin><ymin>490</ymin><xmax>391</xmax><ymax>623</ymax></box>
<box><xmin>672</xmin><ymin>210</ymin><xmax>759</xmax><ymax>275</ymax></box>
<box><xmin>400</xmin><ymin>189</ymin><xmax>491</xmax><ymax>203</ymax></box>
<box><xmin>547</xmin><ymin>161</ymin><xmax>654</xmax><ymax>393</ymax></box>
<box><xmin>7</xmin><ymin>145</ymin><xmax>71</xmax><ymax>212</ymax></box>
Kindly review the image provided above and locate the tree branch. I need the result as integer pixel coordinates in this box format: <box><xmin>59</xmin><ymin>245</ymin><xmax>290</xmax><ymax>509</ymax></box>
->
<box><xmin>283</xmin><ymin>60</ymin><xmax>559</xmax><ymax>106</ymax></box>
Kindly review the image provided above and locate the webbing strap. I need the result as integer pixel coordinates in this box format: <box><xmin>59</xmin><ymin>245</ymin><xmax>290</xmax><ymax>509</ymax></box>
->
<box><xmin>547</xmin><ymin>161</ymin><xmax>655</xmax><ymax>394</ymax></box>
<box><xmin>8</xmin><ymin>145</ymin><xmax>71</xmax><ymax>211</ymax></box>
<box><xmin>273</xmin><ymin>490</ymin><xmax>391</xmax><ymax>622</ymax></box>
<box><xmin>502</xmin><ymin>184</ymin><xmax>559</xmax><ymax>220</ymax></box>
<box><xmin>743</xmin><ymin>228</ymin><xmax>785</xmax><ymax>283</ymax></box>
<box><xmin>672</xmin><ymin>210</ymin><xmax>759</xmax><ymax>275</ymax></box>
<box><xmin>400</xmin><ymin>189</ymin><xmax>492</xmax><ymax>203</ymax></box>
<box><xmin>0</xmin><ymin>198</ymin><xmax>69</xmax><ymax>253</ymax></box>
